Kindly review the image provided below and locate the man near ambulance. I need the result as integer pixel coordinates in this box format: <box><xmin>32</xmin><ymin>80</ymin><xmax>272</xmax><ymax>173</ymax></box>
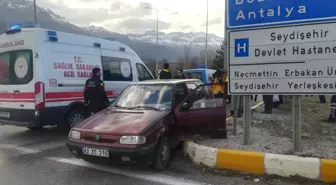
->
<box><xmin>84</xmin><ymin>68</ymin><xmax>109</xmax><ymax>115</ymax></box>
<box><xmin>158</xmin><ymin>63</ymin><xmax>172</xmax><ymax>79</ymax></box>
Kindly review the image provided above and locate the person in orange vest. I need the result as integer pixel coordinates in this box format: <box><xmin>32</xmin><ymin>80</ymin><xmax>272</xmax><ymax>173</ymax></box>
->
<box><xmin>211</xmin><ymin>64</ymin><xmax>226</xmax><ymax>99</ymax></box>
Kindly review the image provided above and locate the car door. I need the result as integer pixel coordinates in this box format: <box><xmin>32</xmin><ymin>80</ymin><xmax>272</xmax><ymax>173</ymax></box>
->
<box><xmin>174</xmin><ymin>83</ymin><xmax>227</xmax><ymax>139</ymax></box>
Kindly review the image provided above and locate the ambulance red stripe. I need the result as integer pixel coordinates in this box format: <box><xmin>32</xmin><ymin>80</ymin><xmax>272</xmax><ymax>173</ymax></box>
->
<box><xmin>0</xmin><ymin>90</ymin><xmax>121</xmax><ymax>102</ymax></box>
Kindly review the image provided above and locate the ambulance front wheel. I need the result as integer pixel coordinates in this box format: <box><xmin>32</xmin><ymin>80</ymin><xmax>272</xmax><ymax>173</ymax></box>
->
<box><xmin>59</xmin><ymin>107</ymin><xmax>86</xmax><ymax>131</ymax></box>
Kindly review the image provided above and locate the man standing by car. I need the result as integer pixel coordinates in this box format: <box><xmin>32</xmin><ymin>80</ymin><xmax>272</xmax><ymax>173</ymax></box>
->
<box><xmin>158</xmin><ymin>63</ymin><xmax>172</xmax><ymax>79</ymax></box>
<box><xmin>211</xmin><ymin>64</ymin><xmax>226</xmax><ymax>99</ymax></box>
<box><xmin>84</xmin><ymin>67</ymin><xmax>109</xmax><ymax>116</ymax></box>
<box><xmin>174</xmin><ymin>69</ymin><xmax>184</xmax><ymax>79</ymax></box>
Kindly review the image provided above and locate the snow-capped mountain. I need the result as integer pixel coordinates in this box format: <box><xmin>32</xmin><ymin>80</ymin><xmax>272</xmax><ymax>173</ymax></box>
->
<box><xmin>83</xmin><ymin>26</ymin><xmax>223</xmax><ymax>47</ymax></box>
<box><xmin>128</xmin><ymin>31</ymin><xmax>223</xmax><ymax>47</ymax></box>
<box><xmin>0</xmin><ymin>0</ymin><xmax>223</xmax><ymax>61</ymax></box>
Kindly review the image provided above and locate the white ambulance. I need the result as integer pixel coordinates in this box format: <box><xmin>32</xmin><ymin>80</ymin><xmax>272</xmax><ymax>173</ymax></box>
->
<box><xmin>0</xmin><ymin>23</ymin><xmax>154</xmax><ymax>130</ymax></box>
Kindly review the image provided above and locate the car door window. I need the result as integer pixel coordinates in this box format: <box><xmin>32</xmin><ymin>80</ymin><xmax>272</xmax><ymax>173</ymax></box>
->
<box><xmin>136</xmin><ymin>63</ymin><xmax>153</xmax><ymax>81</ymax></box>
<box><xmin>175</xmin><ymin>83</ymin><xmax>188</xmax><ymax>106</ymax></box>
<box><xmin>186</xmin><ymin>83</ymin><xmax>197</xmax><ymax>92</ymax></box>
<box><xmin>189</xmin><ymin>84</ymin><xmax>223</xmax><ymax>110</ymax></box>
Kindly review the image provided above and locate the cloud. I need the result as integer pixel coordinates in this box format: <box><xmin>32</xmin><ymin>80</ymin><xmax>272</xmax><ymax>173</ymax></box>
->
<box><xmin>170</xmin><ymin>11</ymin><xmax>179</xmax><ymax>15</ymax></box>
<box><xmin>114</xmin><ymin>18</ymin><xmax>171</xmax><ymax>33</ymax></box>
<box><xmin>38</xmin><ymin>0</ymin><xmax>110</xmax><ymax>24</ymax></box>
<box><xmin>179</xmin><ymin>24</ymin><xmax>191</xmax><ymax>29</ymax></box>
<box><xmin>109</xmin><ymin>1</ymin><xmax>153</xmax><ymax>18</ymax></box>
<box><xmin>201</xmin><ymin>17</ymin><xmax>222</xmax><ymax>26</ymax></box>
<box><xmin>38</xmin><ymin>0</ymin><xmax>154</xmax><ymax>25</ymax></box>
<box><xmin>110</xmin><ymin>1</ymin><xmax>123</xmax><ymax>10</ymax></box>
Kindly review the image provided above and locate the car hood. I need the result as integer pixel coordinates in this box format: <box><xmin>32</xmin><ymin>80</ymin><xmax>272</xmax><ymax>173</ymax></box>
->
<box><xmin>74</xmin><ymin>108</ymin><xmax>169</xmax><ymax>135</ymax></box>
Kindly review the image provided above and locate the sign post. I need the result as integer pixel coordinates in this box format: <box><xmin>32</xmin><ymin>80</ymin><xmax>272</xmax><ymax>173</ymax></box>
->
<box><xmin>292</xmin><ymin>96</ymin><xmax>302</xmax><ymax>152</ymax></box>
<box><xmin>243</xmin><ymin>96</ymin><xmax>251</xmax><ymax>145</ymax></box>
<box><xmin>226</xmin><ymin>0</ymin><xmax>336</xmax><ymax>150</ymax></box>
<box><xmin>232</xmin><ymin>96</ymin><xmax>238</xmax><ymax>135</ymax></box>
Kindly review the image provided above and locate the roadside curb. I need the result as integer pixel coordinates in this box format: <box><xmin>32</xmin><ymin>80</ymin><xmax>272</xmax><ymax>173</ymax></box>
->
<box><xmin>184</xmin><ymin>142</ymin><xmax>336</xmax><ymax>183</ymax></box>
<box><xmin>183</xmin><ymin>101</ymin><xmax>336</xmax><ymax>183</ymax></box>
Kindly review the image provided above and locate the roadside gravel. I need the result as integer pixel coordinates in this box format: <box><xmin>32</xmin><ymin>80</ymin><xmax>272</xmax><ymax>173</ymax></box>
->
<box><xmin>196</xmin><ymin>96</ymin><xmax>336</xmax><ymax>159</ymax></box>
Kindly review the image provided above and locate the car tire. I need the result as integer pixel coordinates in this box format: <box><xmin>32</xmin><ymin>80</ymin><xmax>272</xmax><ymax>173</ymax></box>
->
<box><xmin>153</xmin><ymin>137</ymin><xmax>171</xmax><ymax>170</ymax></box>
<box><xmin>59</xmin><ymin>108</ymin><xmax>86</xmax><ymax>131</ymax></box>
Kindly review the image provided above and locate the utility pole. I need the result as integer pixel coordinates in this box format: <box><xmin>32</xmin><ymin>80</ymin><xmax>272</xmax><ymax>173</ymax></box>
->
<box><xmin>156</xmin><ymin>10</ymin><xmax>159</xmax><ymax>72</ymax></box>
<box><xmin>145</xmin><ymin>6</ymin><xmax>159</xmax><ymax>73</ymax></box>
<box><xmin>205</xmin><ymin>0</ymin><xmax>209</xmax><ymax>67</ymax></box>
<box><xmin>33</xmin><ymin>0</ymin><xmax>37</xmax><ymax>23</ymax></box>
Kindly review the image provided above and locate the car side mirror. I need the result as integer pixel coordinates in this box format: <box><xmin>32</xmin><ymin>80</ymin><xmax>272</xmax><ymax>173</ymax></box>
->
<box><xmin>181</xmin><ymin>102</ymin><xmax>190</xmax><ymax>110</ymax></box>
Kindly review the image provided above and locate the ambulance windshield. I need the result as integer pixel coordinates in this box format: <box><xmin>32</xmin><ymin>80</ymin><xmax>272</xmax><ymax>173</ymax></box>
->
<box><xmin>0</xmin><ymin>50</ymin><xmax>33</xmax><ymax>85</ymax></box>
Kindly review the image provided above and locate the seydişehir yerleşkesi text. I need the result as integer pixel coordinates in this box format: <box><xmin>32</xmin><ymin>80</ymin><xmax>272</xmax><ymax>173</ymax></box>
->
<box><xmin>234</xmin><ymin>0</ymin><xmax>306</xmax><ymax>21</ymax></box>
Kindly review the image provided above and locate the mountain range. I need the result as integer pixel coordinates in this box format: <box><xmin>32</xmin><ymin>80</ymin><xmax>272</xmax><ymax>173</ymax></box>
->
<box><xmin>0</xmin><ymin>0</ymin><xmax>224</xmax><ymax>61</ymax></box>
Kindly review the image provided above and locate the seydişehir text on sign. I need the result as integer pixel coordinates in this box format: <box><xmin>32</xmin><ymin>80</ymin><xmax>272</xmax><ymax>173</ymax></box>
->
<box><xmin>232</xmin><ymin>81</ymin><xmax>336</xmax><ymax>92</ymax></box>
<box><xmin>227</xmin><ymin>0</ymin><xmax>336</xmax><ymax>29</ymax></box>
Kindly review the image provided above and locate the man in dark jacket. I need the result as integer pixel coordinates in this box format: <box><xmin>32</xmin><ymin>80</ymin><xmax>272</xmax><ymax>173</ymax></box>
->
<box><xmin>84</xmin><ymin>67</ymin><xmax>109</xmax><ymax>115</ymax></box>
<box><xmin>174</xmin><ymin>69</ymin><xmax>184</xmax><ymax>79</ymax></box>
<box><xmin>158</xmin><ymin>63</ymin><xmax>172</xmax><ymax>79</ymax></box>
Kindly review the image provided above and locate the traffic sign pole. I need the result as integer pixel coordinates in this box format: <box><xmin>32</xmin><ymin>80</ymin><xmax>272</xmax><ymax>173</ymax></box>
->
<box><xmin>233</xmin><ymin>96</ymin><xmax>239</xmax><ymax>135</ymax></box>
<box><xmin>292</xmin><ymin>96</ymin><xmax>302</xmax><ymax>152</ymax></box>
<box><xmin>243</xmin><ymin>96</ymin><xmax>251</xmax><ymax>145</ymax></box>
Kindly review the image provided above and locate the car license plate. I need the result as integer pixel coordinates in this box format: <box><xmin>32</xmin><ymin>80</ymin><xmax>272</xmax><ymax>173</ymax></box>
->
<box><xmin>82</xmin><ymin>147</ymin><xmax>109</xmax><ymax>158</ymax></box>
<box><xmin>0</xmin><ymin>111</ymin><xmax>10</xmax><ymax>118</ymax></box>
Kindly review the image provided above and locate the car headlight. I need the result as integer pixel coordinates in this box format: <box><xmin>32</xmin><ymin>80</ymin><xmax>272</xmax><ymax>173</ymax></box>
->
<box><xmin>69</xmin><ymin>130</ymin><xmax>81</xmax><ymax>140</ymax></box>
<box><xmin>120</xmin><ymin>136</ymin><xmax>146</xmax><ymax>145</ymax></box>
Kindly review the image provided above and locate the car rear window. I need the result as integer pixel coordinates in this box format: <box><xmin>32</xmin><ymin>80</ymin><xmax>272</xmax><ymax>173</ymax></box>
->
<box><xmin>0</xmin><ymin>50</ymin><xmax>33</xmax><ymax>85</ymax></box>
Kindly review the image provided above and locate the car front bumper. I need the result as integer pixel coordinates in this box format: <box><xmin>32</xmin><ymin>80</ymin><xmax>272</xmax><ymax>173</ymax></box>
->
<box><xmin>66</xmin><ymin>140</ymin><xmax>157</xmax><ymax>165</ymax></box>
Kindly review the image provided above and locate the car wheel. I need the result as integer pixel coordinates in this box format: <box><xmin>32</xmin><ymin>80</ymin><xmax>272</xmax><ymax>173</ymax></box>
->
<box><xmin>59</xmin><ymin>108</ymin><xmax>85</xmax><ymax>131</ymax></box>
<box><xmin>153</xmin><ymin>137</ymin><xmax>171</xmax><ymax>170</ymax></box>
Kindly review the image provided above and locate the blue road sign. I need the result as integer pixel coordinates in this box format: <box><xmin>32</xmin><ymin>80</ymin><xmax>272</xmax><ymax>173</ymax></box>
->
<box><xmin>234</xmin><ymin>38</ymin><xmax>249</xmax><ymax>57</ymax></box>
<box><xmin>227</xmin><ymin>0</ymin><xmax>336</xmax><ymax>29</ymax></box>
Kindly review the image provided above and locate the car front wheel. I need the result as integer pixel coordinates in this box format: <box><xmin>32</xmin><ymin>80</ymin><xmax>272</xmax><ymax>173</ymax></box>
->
<box><xmin>153</xmin><ymin>137</ymin><xmax>171</xmax><ymax>170</ymax></box>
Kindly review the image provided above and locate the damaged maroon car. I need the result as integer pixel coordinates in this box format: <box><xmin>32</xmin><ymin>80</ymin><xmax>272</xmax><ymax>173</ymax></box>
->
<box><xmin>67</xmin><ymin>79</ymin><xmax>226</xmax><ymax>170</ymax></box>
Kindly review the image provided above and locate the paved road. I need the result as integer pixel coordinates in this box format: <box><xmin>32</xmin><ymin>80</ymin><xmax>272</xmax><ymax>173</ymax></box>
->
<box><xmin>0</xmin><ymin>124</ymin><xmax>322</xmax><ymax>185</ymax></box>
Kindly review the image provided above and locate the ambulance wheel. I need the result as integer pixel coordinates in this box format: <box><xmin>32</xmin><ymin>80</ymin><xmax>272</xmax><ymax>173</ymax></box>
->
<box><xmin>60</xmin><ymin>108</ymin><xmax>85</xmax><ymax>131</ymax></box>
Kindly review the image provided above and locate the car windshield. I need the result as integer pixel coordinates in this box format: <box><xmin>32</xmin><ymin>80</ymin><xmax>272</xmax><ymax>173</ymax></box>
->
<box><xmin>113</xmin><ymin>84</ymin><xmax>173</xmax><ymax>110</ymax></box>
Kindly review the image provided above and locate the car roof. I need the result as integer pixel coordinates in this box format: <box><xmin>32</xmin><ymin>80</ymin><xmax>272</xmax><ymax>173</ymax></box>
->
<box><xmin>132</xmin><ymin>79</ymin><xmax>202</xmax><ymax>85</ymax></box>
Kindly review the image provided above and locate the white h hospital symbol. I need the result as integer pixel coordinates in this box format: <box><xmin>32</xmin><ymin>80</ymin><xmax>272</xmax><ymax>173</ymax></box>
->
<box><xmin>237</xmin><ymin>42</ymin><xmax>247</xmax><ymax>53</ymax></box>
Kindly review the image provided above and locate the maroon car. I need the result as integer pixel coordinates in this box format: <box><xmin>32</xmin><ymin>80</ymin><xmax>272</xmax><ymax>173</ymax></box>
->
<box><xmin>67</xmin><ymin>79</ymin><xmax>226</xmax><ymax>170</ymax></box>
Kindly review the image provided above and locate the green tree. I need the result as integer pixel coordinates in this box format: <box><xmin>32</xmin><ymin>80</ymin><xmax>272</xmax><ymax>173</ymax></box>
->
<box><xmin>212</xmin><ymin>39</ymin><xmax>226</xmax><ymax>69</ymax></box>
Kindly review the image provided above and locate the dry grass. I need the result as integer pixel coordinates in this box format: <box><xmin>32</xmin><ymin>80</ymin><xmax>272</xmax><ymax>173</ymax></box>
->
<box><xmin>280</xmin><ymin>96</ymin><xmax>331</xmax><ymax>123</ymax></box>
<box><xmin>197</xmin><ymin>95</ymin><xmax>336</xmax><ymax>159</ymax></box>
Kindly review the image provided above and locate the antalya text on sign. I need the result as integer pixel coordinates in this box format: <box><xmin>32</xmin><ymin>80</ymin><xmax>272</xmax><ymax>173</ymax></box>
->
<box><xmin>227</xmin><ymin>0</ymin><xmax>336</xmax><ymax>29</ymax></box>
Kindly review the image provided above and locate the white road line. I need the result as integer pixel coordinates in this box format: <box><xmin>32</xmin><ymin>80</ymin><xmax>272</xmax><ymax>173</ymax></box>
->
<box><xmin>0</xmin><ymin>144</ymin><xmax>40</xmax><ymax>154</ymax></box>
<box><xmin>48</xmin><ymin>157</ymin><xmax>209</xmax><ymax>185</ymax></box>
<box><xmin>29</xmin><ymin>140</ymin><xmax>66</xmax><ymax>151</ymax></box>
<box><xmin>0</xmin><ymin>140</ymin><xmax>66</xmax><ymax>155</ymax></box>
